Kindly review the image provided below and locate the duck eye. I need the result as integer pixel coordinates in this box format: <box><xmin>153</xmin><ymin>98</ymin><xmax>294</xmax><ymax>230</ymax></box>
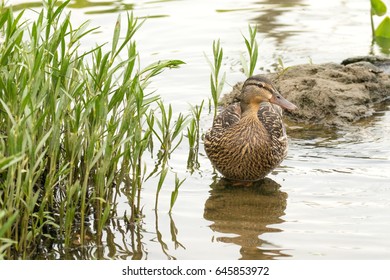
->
<box><xmin>255</xmin><ymin>83</ymin><xmax>264</xmax><ymax>89</ymax></box>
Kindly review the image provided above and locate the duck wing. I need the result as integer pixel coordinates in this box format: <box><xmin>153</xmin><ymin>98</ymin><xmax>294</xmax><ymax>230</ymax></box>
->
<box><xmin>257</xmin><ymin>103</ymin><xmax>286</xmax><ymax>141</ymax></box>
<box><xmin>213</xmin><ymin>102</ymin><xmax>241</xmax><ymax>129</ymax></box>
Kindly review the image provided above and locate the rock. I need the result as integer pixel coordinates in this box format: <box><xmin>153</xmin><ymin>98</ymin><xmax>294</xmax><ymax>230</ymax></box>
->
<box><xmin>341</xmin><ymin>55</ymin><xmax>390</xmax><ymax>69</ymax></box>
<box><xmin>220</xmin><ymin>57</ymin><xmax>390</xmax><ymax>127</ymax></box>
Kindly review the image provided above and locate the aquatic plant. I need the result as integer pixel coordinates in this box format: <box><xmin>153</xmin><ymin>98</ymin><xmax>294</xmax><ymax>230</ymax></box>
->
<box><xmin>186</xmin><ymin>100</ymin><xmax>204</xmax><ymax>172</ymax></box>
<box><xmin>241</xmin><ymin>25</ymin><xmax>259</xmax><ymax>77</ymax></box>
<box><xmin>205</xmin><ymin>25</ymin><xmax>259</xmax><ymax>120</ymax></box>
<box><xmin>370</xmin><ymin>0</ymin><xmax>390</xmax><ymax>48</ymax></box>
<box><xmin>205</xmin><ymin>40</ymin><xmax>226</xmax><ymax>120</ymax></box>
<box><xmin>0</xmin><ymin>0</ymin><xmax>188</xmax><ymax>259</ymax></box>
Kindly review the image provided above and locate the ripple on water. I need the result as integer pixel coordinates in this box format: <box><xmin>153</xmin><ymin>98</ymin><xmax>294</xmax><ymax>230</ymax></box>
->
<box><xmin>10</xmin><ymin>0</ymin><xmax>390</xmax><ymax>260</ymax></box>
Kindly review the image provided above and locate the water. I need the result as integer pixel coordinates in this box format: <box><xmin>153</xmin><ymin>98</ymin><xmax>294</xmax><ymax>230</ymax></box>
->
<box><xmin>10</xmin><ymin>0</ymin><xmax>390</xmax><ymax>259</ymax></box>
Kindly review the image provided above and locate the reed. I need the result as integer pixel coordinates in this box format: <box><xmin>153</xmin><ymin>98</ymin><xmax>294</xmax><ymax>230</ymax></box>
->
<box><xmin>206</xmin><ymin>25</ymin><xmax>259</xmax><ymax>120</ymax></box>
<box><xmin>0</xmin><ymin>0</ymin><xmax>187</xmax><ymax>259</ymax></box>
<box><xmin>186</xmin><ymin>100</ymin><xmax>204</xmax><ymax>172</ymax></box>
<box><xmin>241</xmin><ymin>24</ymin><xmax>259</xmax><ymax>77</ymax></box>
<box><xmin>205</xmin><ymin>40</ymin><xmax>226</xmax><ymax>120</ymax></box>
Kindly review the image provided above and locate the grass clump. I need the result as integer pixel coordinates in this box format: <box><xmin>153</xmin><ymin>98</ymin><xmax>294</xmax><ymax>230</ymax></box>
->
<box><xmin>0</xmin><ymin>0</ymin><xmax>187</xmax><ymax>259</ymax></box>
<box><xmin>205</xmin><ymin>25</ymin><xmax>259</xmax><ymax>119</ymax></box>
<box><xmin>186</xmin><ymin>100</ymin><xmax>204</xmax><ymax>172</ymax></box>
<box><xmin>205</xmin><ymin>40</ymin><xmax>226</xmax><ymax>120</ymax></box>
<box><xmin>241</xmin><ymin>25</ymin><xmax>259</xmax><ymax>77</ymax></box>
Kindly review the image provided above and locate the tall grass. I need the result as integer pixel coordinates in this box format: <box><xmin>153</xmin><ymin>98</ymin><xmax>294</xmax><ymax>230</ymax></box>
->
<box><xmin>0</xmin><ymin>0</ymin><xmax>188</xmax><ymax>259</ymax></box>
<box><xmin>205</xmin><ymin>40</ymin><xmax>225</xmax><ymax>120</ymax></box>
<box><xmin>186</xmin><ymin>100</ymin><xmax>204</xmax><ymax>172</ymax></box>
<box><xmin>206</xmin><ymin>25</ymin><xmax>259</xmax><ymax>119</ymax></box>
<box><xmin>241</xmin><ymin>25</ymin><xmax>259</xmax><ymax>77</ymax></box>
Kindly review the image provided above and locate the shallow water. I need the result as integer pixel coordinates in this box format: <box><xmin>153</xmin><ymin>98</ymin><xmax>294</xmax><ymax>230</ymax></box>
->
<box><xmin>11</xmin><ymin>0</ymin><xmax>390</xmax><ymax>259</ymax></box>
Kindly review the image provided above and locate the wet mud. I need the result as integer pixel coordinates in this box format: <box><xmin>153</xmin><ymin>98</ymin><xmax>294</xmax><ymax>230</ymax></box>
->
<box><xmin>221</xmin><ymin>56</ymin><xmax>390</xmax><ymax>127</ymax></box>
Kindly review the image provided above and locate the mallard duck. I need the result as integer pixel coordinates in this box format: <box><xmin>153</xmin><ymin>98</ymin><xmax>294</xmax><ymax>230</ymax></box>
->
<box><xmin>204</xmin><ymin>75</ymin><xmax>297</xmax><ymax>181</ymax></box>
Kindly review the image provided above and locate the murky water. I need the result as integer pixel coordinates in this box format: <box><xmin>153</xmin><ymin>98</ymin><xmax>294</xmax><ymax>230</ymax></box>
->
<box><xmin>11</xmin><ymin>0</ymin><xmax>390</xmax><ymax>259</ymax></box>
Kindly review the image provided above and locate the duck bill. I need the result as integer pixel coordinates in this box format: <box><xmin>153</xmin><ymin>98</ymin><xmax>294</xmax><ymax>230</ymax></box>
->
<box><xmin>270</xmin><ymin>92</ymin><xmax>298</xmax><ymax>111</ymax></box>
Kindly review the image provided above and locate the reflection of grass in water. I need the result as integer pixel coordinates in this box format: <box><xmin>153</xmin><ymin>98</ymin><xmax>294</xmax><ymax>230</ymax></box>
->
<box><xmin>0</xmin><ymin>0</ymin><xmax>192</xmax><ymax>259</ymax></box>
<box><xmin>7</xmin><ymin>0</ymin><xmax>135</xmax><ymax>13</ymax></box>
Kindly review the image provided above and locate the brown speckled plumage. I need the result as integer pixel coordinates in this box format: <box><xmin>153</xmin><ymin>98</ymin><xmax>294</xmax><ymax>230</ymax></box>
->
<box><xmin>204</xmin><ymin>75</ymin><xmax>297</xmax><ymax>181</ymax></box>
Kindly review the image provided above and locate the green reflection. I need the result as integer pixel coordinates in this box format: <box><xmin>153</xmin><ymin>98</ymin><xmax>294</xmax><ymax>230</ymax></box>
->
<box><xmin>33</xmin><ymin>215</ymin><xmax>149</xmax><ymax>260</ymax></box>
<box><xmin>204</xmin><ymin>177</ymin><xmax>290</xmax><ymax>260</ymax></box>
<box><xmin>7</xmin><ymin>1</ymin><xmax>175</xmax><ymax>18</ymax></box>
<box><xmin>8</xmin><ymin>0</ymin><xmax>135</xmax><ymax>14</ymax></box>
<box><xmin>215</xmin><ymin>0</ymin><xmax>306</xmax><ymax>44</ymax></box>
<box><xmin>70</xmin><ymin>0</ymin><xmax>135</xmax><ymax>15</ymax></box>
<box><xmin>252</xmin><ymin>0</ymin><xmax>306</xmax><ymax>44</ymax></box>
<box><xmin>6</xmin><ymin>1</ymin><xmax>42</xmax><ymax>11</ymax></box>
<box><xmin>216</xmin><ymin>8</ymin><xmax>253</xmax><ymax>13</ymax></box>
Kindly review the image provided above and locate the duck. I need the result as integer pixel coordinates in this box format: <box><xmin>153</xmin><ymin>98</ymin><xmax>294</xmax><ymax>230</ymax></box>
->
<box><xmin>204</xmin><ymin>75</ymin><xmax>297</xmax><ymax>181</ymax></box>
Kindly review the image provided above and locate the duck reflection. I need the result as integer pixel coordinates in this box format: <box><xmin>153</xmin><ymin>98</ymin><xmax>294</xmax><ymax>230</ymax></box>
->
<box><xmin>204</xmin><ymin>177</ymin><xmax>290</xmax><ymax>259</ymax></box>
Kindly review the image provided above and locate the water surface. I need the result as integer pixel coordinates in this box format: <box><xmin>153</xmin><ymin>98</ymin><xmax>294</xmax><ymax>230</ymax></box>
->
<box><xmin>10</xmin><ymin>0</ymin><xmax>390</xmax><ymax>259</ymax></box>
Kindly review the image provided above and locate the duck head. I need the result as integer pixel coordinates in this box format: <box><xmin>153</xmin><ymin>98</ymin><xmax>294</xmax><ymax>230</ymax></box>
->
<box><xmin>240</xmin><ymin>75</ymin><xmax>297</xmax><ymax>111</ymax></box>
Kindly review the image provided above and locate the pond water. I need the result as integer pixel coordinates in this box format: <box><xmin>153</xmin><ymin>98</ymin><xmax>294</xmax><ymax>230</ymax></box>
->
<box><xmin>11</xmin><ymin>0</ymin><xmax>390</xmax><ymax>259</ymax></box>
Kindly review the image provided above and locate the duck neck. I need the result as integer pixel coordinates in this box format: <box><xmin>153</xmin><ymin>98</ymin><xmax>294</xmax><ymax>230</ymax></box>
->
<box><xmin>241</xmin><ymin>102</ymin><xmax>261</xmax><ymax>118</ymax></box>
